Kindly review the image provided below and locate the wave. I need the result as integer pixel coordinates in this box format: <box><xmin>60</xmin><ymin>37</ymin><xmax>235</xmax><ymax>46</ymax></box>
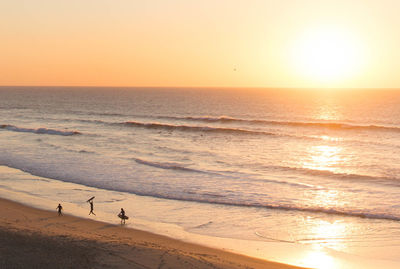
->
<box><xmin>42</xmin><ymin>112</ymin><xmax>400</xmax><ymax>133</ymax></box>
<box><xmin>255</xmin><ymin>232</ymin><xmax>296</xmax><ymax>243</ymax></box>
<box><xmin>122</xmin><ymin>121</ymin><xmax>277</xmax><ymax>136</ymax></box>
<box><xmin>136</xmin><ymin>158</ymin><xmax>324</xmax><ymax>189</ymax></box>
<box><xmin>157</xmin><ymin>115</ymin><xmax>400</xmax><ymax>133</ymax></box>
<box><xmin>133</xmin><ymin>158</ymin><xmax>396</xmax><ymax>189</ymax></box>
<box><xmin>0</xmin><ymin>124</ymin><xmax>81</xmax><ymax>136</ymax></box>
<box><xmin>134</xmin><ymin>157</ymin><xmax>322</xmax><ymax>189</ymax></box>
<box><xmin>37</xmin><ymin>141</ymin><xmax>95</xmax><ymax>155</ymax></box>
<box><xmin>15</xmin><ymin>112</ymin><xmax>400</xmax><ymax>133</ymax></box>
<box><xmin>59</xmin><ymin>109</ymin><xmax>128</xmax><ymax>118</ymax></box>
<box><xmin>129</xmin><ymin>154</ymin><xmax>399</xmax><ymax>190</ymax></box>
<box><xmin>192</xmin><ymin>221</ymin><xmax>214</xmax><ymax>229</ymax></box>
<box><xmin>263</xmin><ymin>165</ymin><xmax>400</xmax><ymax>187</ymax></box>
<box><xmin>139</xmin><ymin>192</ymin><xmax>400</xmax><ymax>222</ymax></box>
<box><xmin>134</xmin><ymin>158</ymin><xmax>211</xmax><ymax>174</ymax></box>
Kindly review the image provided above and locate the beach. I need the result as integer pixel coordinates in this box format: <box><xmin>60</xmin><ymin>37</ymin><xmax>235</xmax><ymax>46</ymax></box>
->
<box><xmin>0</xmin><ymin>197</ymin><xmax>302</xmax><ymax>269</ymax></box>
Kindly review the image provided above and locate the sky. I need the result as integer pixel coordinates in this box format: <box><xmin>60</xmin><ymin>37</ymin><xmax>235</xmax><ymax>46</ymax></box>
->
<box><xmin>1</xmin><ymin>0</ymin><xmax>400</xmax><ymax>88</ymax></box>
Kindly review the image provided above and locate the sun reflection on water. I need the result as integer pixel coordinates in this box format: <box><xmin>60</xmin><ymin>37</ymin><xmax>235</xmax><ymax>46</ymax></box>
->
<box><xmin>302</xmin><ymin>219</ymin><xmax>348</xmax><ymax>251</ymax></box>
<box><xmin>300</xmin><ymin>247</ymin><xmax>337</xmax><ymax>269</ymax></box>
<box><xmin>310</xmin><ymin>189</ymin><xmax>344</xmax><ymax>209</ymax></box>
<box><xmin>298</xmin><ymin>141</ymin><xmax>351</xmax><ymax>268</ymax></box>
<box><xmin>302</xmin><ymin>145</ymin><xmax>343</xmax><ymax>173</ymax></box>
<box><xmin>296</xmin><ymin>219</ymin><xmax>350</xmax><ymax>269</ymax></box>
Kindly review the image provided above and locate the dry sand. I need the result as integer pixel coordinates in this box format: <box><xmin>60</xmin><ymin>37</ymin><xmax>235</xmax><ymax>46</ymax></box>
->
<box><xmin>0</xmin><ymin>198</ymin><xmax>305</xmax><ymax>269</ymax></box>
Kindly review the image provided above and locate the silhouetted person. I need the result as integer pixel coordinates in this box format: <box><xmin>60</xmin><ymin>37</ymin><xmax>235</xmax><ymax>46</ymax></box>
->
<box><xmin>89</xmin><ymin>200</ymin><xmax>96</xmax><ymax>215</ymax></box>
<box><xmin>119</xmin><ymin>208</ymin><xmax>126</xmax><ymax>224</ymax></box>
<box><xmin>56</xmin><ymin>203</ymin><xmax>63</xmax><ymax>216</ymax></box>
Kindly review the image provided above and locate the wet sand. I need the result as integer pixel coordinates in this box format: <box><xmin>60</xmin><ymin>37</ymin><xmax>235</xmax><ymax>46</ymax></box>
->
<box><xmin>0</xmin><ymin>198</ymin><xmax>305</xmax><ymax>269</ymax></box>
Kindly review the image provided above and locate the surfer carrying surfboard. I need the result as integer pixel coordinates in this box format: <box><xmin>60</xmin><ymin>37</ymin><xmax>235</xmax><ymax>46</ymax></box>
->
<box><xmin>89</xmin><ymin>200</ymin><xmax>95</xmax><ymax>215</ymax></box>
<box><xmin>87</xmin><ymin>196</ymin><xmax>96</xmax><ymax>216</ymax></box>
<box><xmin>118</xmin><ymin>208</ymin><xmax>128</xmax><ymax>224</ymax></box>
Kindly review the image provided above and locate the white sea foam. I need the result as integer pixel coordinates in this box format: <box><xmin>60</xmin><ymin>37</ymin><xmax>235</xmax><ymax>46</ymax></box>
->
<box><xmin>1</xmin><ymin>124</ymin><xmax>81</xmax><ymax>136</ymax></box>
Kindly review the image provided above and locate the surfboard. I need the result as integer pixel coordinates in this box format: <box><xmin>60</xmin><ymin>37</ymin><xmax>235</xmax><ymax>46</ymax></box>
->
<box><xmin>86</xmin><ymin>196</ymin><xmax>95</xmax><ymax>202</ymax></box>
<box><xmin>118</xmin><ymin>213</ymin><xmax>129</xmax><ymax>220</ymax></box>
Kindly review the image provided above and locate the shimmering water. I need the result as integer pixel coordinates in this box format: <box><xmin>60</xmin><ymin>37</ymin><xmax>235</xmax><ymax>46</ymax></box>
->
<box><xmin>1</xmin><ymin>87</ymin><xmax>400</xmax><ymax>268</ymax></box>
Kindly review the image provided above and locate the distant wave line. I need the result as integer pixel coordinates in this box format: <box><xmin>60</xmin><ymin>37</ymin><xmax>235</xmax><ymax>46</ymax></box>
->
<box><xmin>122</xmin><ymin>121</ymin><xmax>278</xmax><ymax>136</ymax></box>
<box><xmin>0</xmin><ymin>124</ymin><xmax>81</xmax><ymax>136</ymax></box>
<box><xmin>133</xmin><ymin>158</ymin><xmax>320</xmax><ymax>189</ymax></box>
<box><xmin>140</xmin><ymin>193</ymin><xmax>400</xmax><ymax>222</ymax></box>
<box><xmin>157</xmin><ymin>115</ymin><xmax>400</xmax><ymax>132</ymax></box>
<box><xmin>131</xmin><ymin>157</ymin><xmax>400</xmax><ymax>188</ymax></box>
<box><xmin>114</xmin><ymin>189</ymin><xmax>400</xmax><ymax>222</ymax></box>
<box><xmin>262</xmin><ymin>164</ymin><xmax>400</xmax><ymax>187</ymax></box>
<box><xmin>10</xmin><ymin>116</ymin><xmax>400</xmax><ymax>151</ymax></box>
<box><xmin>133</xmin><ymin>158</ymin><xmax>211</xmax><ymax>174</ymax></box>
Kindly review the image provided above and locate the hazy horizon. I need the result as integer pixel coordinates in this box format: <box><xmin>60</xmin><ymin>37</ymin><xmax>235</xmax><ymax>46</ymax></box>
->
<box><xmin>2</xmin><ymin>85</ymin><xmax>400</xmax><ymax>91</ymax></box>
<box><xmin>2</xmin><ymin>0</ymin><xmax>400</xmax><ymax>88</ymax></box>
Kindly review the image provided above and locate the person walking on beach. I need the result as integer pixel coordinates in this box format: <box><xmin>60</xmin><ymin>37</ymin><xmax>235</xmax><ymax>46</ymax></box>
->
<box><xmin>118</xmin><ymin>208</ymin><xmax>127</xmax><ymax>224</ymax></box>
<box><xmin>87</xmin><ymin>196</ymin><xmax>96</xmax><ymax>215</ymax></box>
<box><xmin>88</xmin><ymin>200</ymin><xmax>96</xmax><ymax>215</ymax></box>
<box><xmin>56</xmin><ymin>203</ymin><xmax>63</xmax><ymax>216</ymax></box>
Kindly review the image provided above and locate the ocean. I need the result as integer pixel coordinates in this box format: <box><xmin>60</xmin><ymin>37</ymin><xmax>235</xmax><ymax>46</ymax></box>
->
<box><xmin>1</xmin><ymin>86</ymin><xmax>400</xmax><ymax>268</ymax></box>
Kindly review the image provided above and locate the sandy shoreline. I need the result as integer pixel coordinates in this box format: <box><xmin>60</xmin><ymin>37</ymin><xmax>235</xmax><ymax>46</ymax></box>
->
<box><xmin>0</xmin><ymin>198</ymin><xmax>304</xmax><ymax>269</ymax></box>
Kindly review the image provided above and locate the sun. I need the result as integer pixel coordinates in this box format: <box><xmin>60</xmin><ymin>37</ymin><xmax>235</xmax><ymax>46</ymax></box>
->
<box><xmin>290</xmin><ymin>26</ymin><xmax>365</xmax><ymax>84</ymax></box>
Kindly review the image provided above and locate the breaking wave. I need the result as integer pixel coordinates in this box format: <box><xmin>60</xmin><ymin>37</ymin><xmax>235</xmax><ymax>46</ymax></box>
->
<box><xmin>0</xmin><ymin>124</ymin><xmax>81</xmax><ymax>136</ymax></box>
<box><xmin>135</xmin><ymin>191</ymin><xmax>400</xmax><ymax>222</ymax></box>
<box><xmin>157</xmin><ymin>115</ymin><xmax>400</xmax><ymax>132</ymax></box>
<box><xmin>122</xmin><ymin>121</ymin><xmax>276</xmax><ymax>136</ymax></box>
<box><xmin>133</xmin><ymin>158</ymin><xmax>209</xmax><ymax>174</ymax></box>
<box><xmin>263</xmin><ymin>165</ymin><xmax>400</xmax><ymax>187</ymax></box>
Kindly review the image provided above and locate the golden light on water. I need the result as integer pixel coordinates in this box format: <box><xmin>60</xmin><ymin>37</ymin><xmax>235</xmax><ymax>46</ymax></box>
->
<box><xmin>302</xmin><ymin>145</ymin><xmax>343</xmax><ymax>172</ymax></box>
<box><xmin>306</xmin><ymin>219</ymin><xmax>348</xmax><ymax>251</ymax></box>
<box><xmin>299</xmin><ymin>135</ymin><xmax>350</xmax><ymax>267</ymax></box>
<box><xmin>296</xmin><ymin>219</ymin><xmax>352</xmax><ymax>269</ymax></box>
<box><xmin>314</xmin><ymin>101</ymin><xmax>342</xmax><ymax>121</ymax></box>
<box><xmin>300</xmin><ymin>247</ymin><xmax>337</xmax><ymax>269</ymax></box>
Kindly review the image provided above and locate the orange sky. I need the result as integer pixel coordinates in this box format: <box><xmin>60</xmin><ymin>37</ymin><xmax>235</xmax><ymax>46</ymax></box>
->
<box><xmin>1</xmin><ymin>0</ymin><xmax>400</xmax><ymax>88</ymax></box>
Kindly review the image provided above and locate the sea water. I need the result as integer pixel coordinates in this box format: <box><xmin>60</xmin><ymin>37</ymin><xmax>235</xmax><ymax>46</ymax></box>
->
<box><xmin>1</xmin><ymin>87</ymin><xmax>400</xmax><ymax>268</ymax></box>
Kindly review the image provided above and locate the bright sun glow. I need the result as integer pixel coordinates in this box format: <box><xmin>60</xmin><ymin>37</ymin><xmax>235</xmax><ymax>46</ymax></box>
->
<box><xmin>302</xmin><ymin>145</ymin><xmax>343</xmax><ymax>173</ymax></box>
<box><xmin>300</xmin><ymin>247</ymin><xmax>337</xmax><ymax>269</ymax></box>
<box><xmin>291</xmin><ymin>26</ymin><xmax>366</xmax><ymax>84</ymax></box>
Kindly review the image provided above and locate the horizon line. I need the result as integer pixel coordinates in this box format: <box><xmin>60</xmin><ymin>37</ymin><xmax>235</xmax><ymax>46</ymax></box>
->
<box><xmin>1</xmin><ymin>85</ymin><xmax>400</xmax><ymax>90</ymax></box>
